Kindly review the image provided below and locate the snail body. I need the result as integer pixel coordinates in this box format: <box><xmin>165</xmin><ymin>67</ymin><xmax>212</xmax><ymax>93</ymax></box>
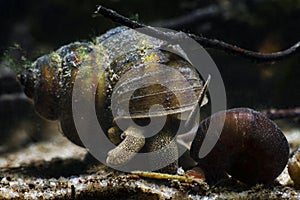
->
<box><xmin>18</xmin><ymin>27</ymin><xmax>208</xmax><ymax>173</ymax></box>
<box><xmin>190</xmin><ymin>108</ymin><xmax>289</xmax><ymax>185</ymax></box>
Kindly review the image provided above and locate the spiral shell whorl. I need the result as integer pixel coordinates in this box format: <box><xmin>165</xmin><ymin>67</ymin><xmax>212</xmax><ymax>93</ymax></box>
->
<box><xmin>19</xmin><ymin>42</ymin><xmax>108</xmax><ymax>146</ymax></box>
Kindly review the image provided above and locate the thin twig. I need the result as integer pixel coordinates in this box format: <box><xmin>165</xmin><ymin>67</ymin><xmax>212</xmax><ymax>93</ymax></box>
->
<box><xmin>151</xmin><ymin>5</ymin><xmax>221</xmax><ymax>29</ymax></box>
<box><xmin>262</xmin><ymin>107</ymin><xmax>300</xmax><ymax>120</ymax></box>
<box><xmin>94</xmin><ymin>5</ymin><xmax>300</xmax><ymax>63</ymax></box>
<box><xmin>95</xmin><ymin>5</ymin><xmax>143</xmax><ymax>29</ymax></box>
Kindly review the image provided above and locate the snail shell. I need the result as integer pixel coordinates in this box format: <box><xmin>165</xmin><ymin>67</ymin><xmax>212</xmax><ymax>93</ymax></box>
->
<box><xmin>18</xmin><ymin>42</ymin><xmax>107</xmax><ymax>146</ymax></box>
<box><xmin>18</xmin><ymin>27</ymin><xmax>208</xmax><ymax>172</ymax></box>
<box><xmin>190</xmin><ymin>107</ymin><xmax>289</xmax><ymax>185</ymax></box>
<box><xmin>97</xmin><ymin>27</ymin><xmax>207</xmax><ymax>121</ymax></box>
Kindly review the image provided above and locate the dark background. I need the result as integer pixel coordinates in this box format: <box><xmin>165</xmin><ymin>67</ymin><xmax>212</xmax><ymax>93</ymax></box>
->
<box><xmin>0</xmin><ymin>0</ymin><xmax>299</xmax><ymax>110</ymax></box>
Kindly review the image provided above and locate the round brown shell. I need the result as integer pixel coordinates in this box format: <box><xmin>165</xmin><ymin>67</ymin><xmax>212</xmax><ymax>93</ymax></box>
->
<box><xmin>190</xmin><ymin>107</ymin><xmax>289</xmax><ymax>185</ymax></box>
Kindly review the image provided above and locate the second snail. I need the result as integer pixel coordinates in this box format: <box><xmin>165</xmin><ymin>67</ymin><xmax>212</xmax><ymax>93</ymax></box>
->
<box><xmin>18</xmin><ymin>26</ymin><xmax>289</xmax><ymax>185</ymax></box>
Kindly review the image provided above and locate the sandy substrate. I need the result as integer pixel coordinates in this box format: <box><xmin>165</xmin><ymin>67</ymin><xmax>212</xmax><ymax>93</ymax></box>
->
<box><xmin>0</xmin><ymin>127</ymin><xmax>299</xmax><ymax>200</ymax></box>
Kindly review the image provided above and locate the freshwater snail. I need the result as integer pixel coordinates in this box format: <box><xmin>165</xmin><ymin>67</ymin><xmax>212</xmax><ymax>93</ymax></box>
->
<box><xmin>190</xmin><ymin>107</ymin><xmax>289</xmax><ymax>185</ymax></box>
<box><xmin>18</xmin><ymin>26</ymin><xmax>209</xmax><ymax>173</ymax></box>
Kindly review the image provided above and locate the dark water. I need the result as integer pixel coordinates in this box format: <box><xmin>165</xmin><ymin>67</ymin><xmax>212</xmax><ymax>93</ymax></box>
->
<box><xmin>0</xmin><ymin>0</ymin><xmax>299</xmax><ymax>113</ymax></box>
